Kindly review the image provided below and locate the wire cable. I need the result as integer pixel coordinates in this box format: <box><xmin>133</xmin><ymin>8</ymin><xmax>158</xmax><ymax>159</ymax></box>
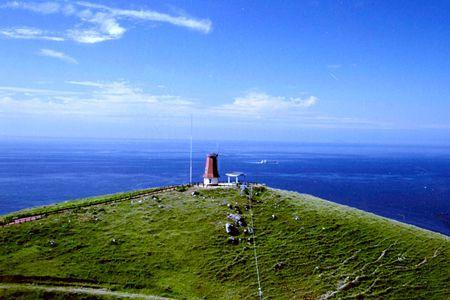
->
<box><xmin>248</xmin><ymin>185</ymin><xmax>263</xmax><ymax>299</ymax></box>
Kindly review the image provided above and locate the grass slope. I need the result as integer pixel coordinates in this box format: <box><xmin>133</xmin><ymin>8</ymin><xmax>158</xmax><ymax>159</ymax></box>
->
<box><xmin>1</xmin><ymin>186</ymin><xmax>449</xmax><ymax>299</ymax></box>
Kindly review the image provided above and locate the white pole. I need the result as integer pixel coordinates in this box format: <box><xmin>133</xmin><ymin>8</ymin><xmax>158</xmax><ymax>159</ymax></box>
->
<box><xmin>189</xmin><ymin>115</ymin><xmax>193</xmax><ymax>184</ymax></box>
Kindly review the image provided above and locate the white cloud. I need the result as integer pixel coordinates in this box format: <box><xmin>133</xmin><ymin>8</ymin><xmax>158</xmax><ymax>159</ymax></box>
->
<box><xmin>0</xmin><ymin>85</ymin><xmax>81</xmax><ymax>95</ymax></box>
<box><xmin>76</xmin><ymin>1</ymin><xmax>212</xmax><ymax>34</ymax></box>
<box><xmin>0</xmin><ymin>83</ymin><xmax>318</xmax><ymax>119</ymax></box>
<box><xmin>66</xmin><ymin>80</ymin><xmax>104</xmax><ymax>88</ymax></box>
<box><xmin>37</xmin><ymin>48</ymin><xmax>78</xmax><ymax>64</ymax></box>
<box><xmin>327</xmin><ymin>64</ymin><xmax>342</xmax><ymax>69</ymax></box>
<box><xmin>0</xmin><ymin>81</ymin><xmax>384</xmax><ymax>130</ymax></box>
<box><xmin>2</xmin><ymin>1</ymin><xmax>61</xmax><ymax>14</ymax></box>
<box><xmin>1</xmin><ymin>1</ymin><xmax>212</xmax><ymax>44</ymax></box>
<box><xmin>70</xmin><ymin>81</ymin><xmax>160</xmax><ymax>104</ymax></box>
<box><xmin>0</xmin><ymin>81</ymin><xmax>194</xmax><ymax>118</ymax></box>
<box><xmin>68</xmin><ymin>9</ymin><xmax>126</xmax><ymax>43</ymax></box>
<box><xmin>0</xmin><ymin>27</ymin><xmax>64</xmax><ymax>41</ymax></box>
<box><xmin>67</xmin><ymin>28</ymin><xmax>121</xmax><ymax>44</ymax></box>
<box><xmin>216</xmin><ymin>92</ymin><xmax>318</xmax><ymax>117</ymax></box>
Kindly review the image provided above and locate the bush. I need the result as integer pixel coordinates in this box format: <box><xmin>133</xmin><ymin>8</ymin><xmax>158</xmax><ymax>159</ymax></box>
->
<box><xmin>176</xmin><ymin>186</ymin><xmax>188</xmax><ymax>192</ymax></box>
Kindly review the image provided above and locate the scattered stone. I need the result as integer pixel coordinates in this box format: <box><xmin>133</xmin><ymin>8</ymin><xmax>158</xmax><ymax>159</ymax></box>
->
<box><xmin>238</xmin><ymin>219</ymin><xmax>247</xmax><ymax>227</ymax></box>
<box><xmin>271</xmin><ymin>214</ymin><xmax>277</xmax><ymax>220</ymax></box>
<box><xmin>228</xmin><ymin>236</ymin><xmax>239</xmax><ymax>245</ymax></box>
<box><xmin>225</xmin><ymin>223</ymin><xmax>239</xmax><ymax>236</ymax></box>
<box><xmin>227</xmin><ymin>213</ymin><xmax>241</xmax><ymax>222</ymax></box>
<box><xmin>227</xmin><ymin>213</ymin><xmax>247</xmax><ymax>227</ymax></box>
<box><xmin>274</xmin><ymin>262</ymin><xmax>285</xmax><ymax>271</ymax></box>
<box><xmin>111</xmin><ymin>238</ymin><xmax>117</xmax><ymax>245</ymax></box>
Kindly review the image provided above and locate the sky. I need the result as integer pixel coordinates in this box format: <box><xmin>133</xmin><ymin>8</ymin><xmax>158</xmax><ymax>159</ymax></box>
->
<box><xmin>1</xmin><ymin>0</ymin><xmax>450</xmax><ymax>144</ymax></box>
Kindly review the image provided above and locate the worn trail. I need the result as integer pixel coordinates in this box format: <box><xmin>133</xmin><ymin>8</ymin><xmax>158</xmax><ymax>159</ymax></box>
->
<box><xmin>0</xmin><ymin>283</ymin><xmax>172</xmax><ymax>299</ymax></box>
<box><xmin>3</xmin><ymin>185</ymin><xmax>181</xmax><ymax>227</ymax></box>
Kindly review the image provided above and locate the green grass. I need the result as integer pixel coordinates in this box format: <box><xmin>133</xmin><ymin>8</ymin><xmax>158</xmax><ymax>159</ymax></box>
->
<box><xmin>0</xmin><ymin>284</ymin><xmax>118</xmax><ymax>300</ymax></box>
<box><xmin>0</xmin><ymin>186</ymin><xmax>180</xmax><ymax>225</ymax></box>
<box><xmin>1</xmin><ymin>186</ymin><xmax>449</xmax><ymax>299</ymax></box>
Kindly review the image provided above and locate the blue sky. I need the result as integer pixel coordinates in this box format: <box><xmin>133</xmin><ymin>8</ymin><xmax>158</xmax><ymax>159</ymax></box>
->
<box><xmin>1</xmin><ymin>1</ymin><xmax>450</xmax><ymax>144</ymax></box>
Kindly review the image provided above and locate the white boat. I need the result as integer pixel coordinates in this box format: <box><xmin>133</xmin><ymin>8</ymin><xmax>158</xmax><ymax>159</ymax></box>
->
<box><xmin>259</xmin><ymin>159</ymin><xmax>278</xmax><ymax>164</ymax></box>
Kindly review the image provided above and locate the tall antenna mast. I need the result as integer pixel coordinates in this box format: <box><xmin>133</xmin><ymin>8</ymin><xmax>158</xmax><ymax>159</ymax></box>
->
<box><xmin>189</xmin><ymin>114</ymin><xmax>193</xmax><ymax>184</ymax></box>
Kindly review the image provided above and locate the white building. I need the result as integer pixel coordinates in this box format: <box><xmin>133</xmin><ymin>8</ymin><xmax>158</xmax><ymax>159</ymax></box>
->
<box><xmin>225</xmin><ymin>172</ymin><xmax>246</xmax><ymax>184</ymax></box>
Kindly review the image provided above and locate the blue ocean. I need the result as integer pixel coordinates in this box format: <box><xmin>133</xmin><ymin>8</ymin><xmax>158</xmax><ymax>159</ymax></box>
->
<box><xmin>0</xmin><ymin>138</ymin><xmax>449</xmax><ymax>236</ymax></box>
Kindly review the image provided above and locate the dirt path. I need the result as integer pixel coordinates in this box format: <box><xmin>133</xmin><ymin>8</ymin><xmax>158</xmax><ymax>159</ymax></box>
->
<box><xmin>3</xmin><ymin>185</ymin><xmax>181</xmax><ymax>227</ymax></box>
<box><xmin>0</xmin><ymin>283</ymin><xmax>172</xmax><ymax>299</ymax></box>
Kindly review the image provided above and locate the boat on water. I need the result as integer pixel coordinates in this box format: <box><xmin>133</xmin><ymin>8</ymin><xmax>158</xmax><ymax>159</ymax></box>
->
<box><xmin>258</xmin><ymin>159</ymin><xmax>278</xmax><ymax>164</ymax></box>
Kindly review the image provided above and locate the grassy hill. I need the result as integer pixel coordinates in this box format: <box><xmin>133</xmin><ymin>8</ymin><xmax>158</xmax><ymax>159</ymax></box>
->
<box><xmin>1</xmin><ymin>185</ymin><xmax>449</xmax><ymax>299</ymax></box>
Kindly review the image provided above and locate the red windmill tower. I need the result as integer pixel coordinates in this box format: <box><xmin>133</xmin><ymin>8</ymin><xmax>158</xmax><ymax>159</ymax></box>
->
<box><xmin>203</xmin><ymin>153</ymin><xmax>219</xmax><ymax>185</ymax></box>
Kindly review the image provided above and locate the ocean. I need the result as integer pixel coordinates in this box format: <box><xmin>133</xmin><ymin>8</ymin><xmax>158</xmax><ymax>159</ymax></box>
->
<box><xmin>0</xmin><ymin>138</ymin><xmax>449</xmax><ymax>236</ymax></box>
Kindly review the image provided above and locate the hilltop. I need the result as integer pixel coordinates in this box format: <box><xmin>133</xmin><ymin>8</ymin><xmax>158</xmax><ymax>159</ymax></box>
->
<box><xmin>1</xmin><ymin>185</ymin><xmax>449</xmax><ymax>299</ymax></box>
